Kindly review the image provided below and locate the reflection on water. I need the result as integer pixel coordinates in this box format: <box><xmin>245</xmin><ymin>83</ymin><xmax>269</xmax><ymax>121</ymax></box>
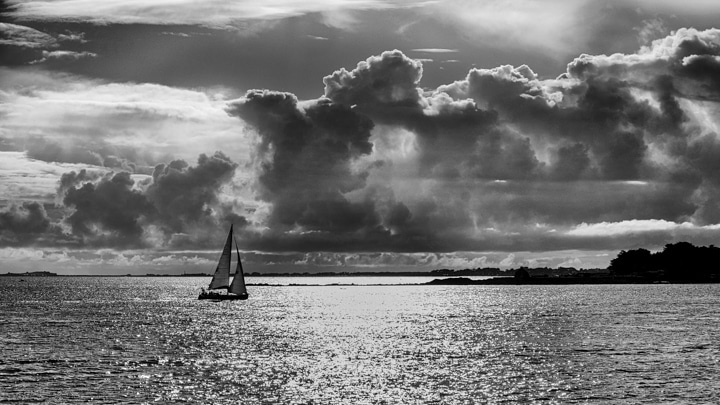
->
<box><xmin>1</xmin><ymin>277</ymin><xmax>718</xmax><ymax>403</ymax></box>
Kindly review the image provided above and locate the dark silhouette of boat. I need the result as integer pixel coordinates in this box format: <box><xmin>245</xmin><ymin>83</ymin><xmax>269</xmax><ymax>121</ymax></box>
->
<box><xmin>198</xmin><ymin>225</ymin><xmax>248</xmax><ymax>300</ymax></box>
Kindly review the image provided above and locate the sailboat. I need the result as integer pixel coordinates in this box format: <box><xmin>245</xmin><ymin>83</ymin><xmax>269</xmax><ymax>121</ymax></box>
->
<box><xmin>198</xmin><ymin>225</ymin><xmax>249</xmax><ymax>300</ymax></box>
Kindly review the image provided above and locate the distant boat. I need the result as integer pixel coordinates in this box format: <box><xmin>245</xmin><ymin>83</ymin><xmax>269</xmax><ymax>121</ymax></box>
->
<box><xmin>198</xmin><ymin>225</ymin><xmax>249</xmax><ymax>301</ymax></box>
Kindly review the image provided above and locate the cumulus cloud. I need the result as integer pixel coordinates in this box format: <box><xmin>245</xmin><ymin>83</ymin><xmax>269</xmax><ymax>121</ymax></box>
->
<box><xmin>146</xmin><ymin>152</ymin><xmax>238</xmax><ymax>233</ymax></box>
<box><xmin>63</xmin><ymin>172</ymin><xmax>156</xmax><ymax>246</ymax></box>
<box><xmin>54</xmin><ymin>152</ymin><xmax>246</xmax><ymax>248</ymax></box>
<box><xmin>228</xmin><ymin>29</ymin><xmax>720</xmax><ymax>257</ymax></box>
<box><xmin>0</xmin><ymin>202</ymin><xmax>59</xmax><ymax>245</ymax></box>
<box><xmin>226</xmin><ymin>90</ymin><xmax>379</xmax><ymax>249</ymax></box>
<box><xmin>57</xmin><ymin>169</ymin><xmax>102</xmax><ymax>200</ymax></box>
<box><xmin>323</xmin><ymin>50</ymin><xmax>424</xmax><ymax>107</ymax></box>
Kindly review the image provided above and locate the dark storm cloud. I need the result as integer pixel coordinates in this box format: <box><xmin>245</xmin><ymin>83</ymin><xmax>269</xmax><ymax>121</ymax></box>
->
<box><xmin>555</xmin><ymin>28</ymin><xmax>720</xmax><ymax>224</ymax></box>
<box><xmin>564</xmin><ymin>28</ymin><xmax>720</xmax><ymax>101</ymax></box>
<box><xmin>224</xmin><ymin>56</ymin><xmax>538</xmax><ymax>252</ymax></box>
<box><xmin>47</xmin><ymin>152</ymin><xmax>243</xmax><ymax>248</ymax></box>
<box><xmin>323</xmin><ymin>51</ymin><xmax>516</xmax><ymax>180</ymax></box>
<box><xmin>7</xmin><ymin>27</ymin><xmax>720</xmax><ymax>259</ymax></box>
<box><xmin>549</xmin><ymin>143</ymin><xmax>593</xmax><ymax>181</ymax></box>
<box><xmin>0</xmin><ymin>202</ymin><xmax>59</xmax><ymax>245</ymax></box>
<box><xmin>227</xmin><ymin>90</ymin><xmax>377</xmax><ymax>236</ymax></box>
<box><xmin>146</xmin><ymin>152</ymin><xmax>238</xmax><ymax>232</ymax></box>
<box><xmin>57</xmin><ymin>169</ymin><xmax>101</xmax><ymax>199</ymax></box>
<box><xmin>63</xmin><ymin>172</ymin><xmax>156</xmax><ymax>246</ymax></box>
<box><xmin>224</xmin><ymin>28</ymin><xmax>720</xmax><ymax>256</ymax></box>
<box><xmin>443</xmin><ymin>65</ymin><xmax>658</xmax><ymax>182</ymax></box>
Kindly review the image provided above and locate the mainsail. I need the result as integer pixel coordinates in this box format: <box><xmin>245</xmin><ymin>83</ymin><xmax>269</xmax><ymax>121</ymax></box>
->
<box><xmin>228</xmin><ymin>237</ymin><xmax>247</xmax><ymax>295</ymax></box>
<box><xmin>208</xmin><ymin>225</ymin><xmax>233</xmax><ymax>290</ymax></box>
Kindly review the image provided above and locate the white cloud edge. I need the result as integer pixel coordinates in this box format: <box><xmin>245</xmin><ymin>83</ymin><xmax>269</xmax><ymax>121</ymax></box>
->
<box><xmin>4</xmin><ymin>0</ymin><xmax>427</xmax><ymax>27</ymax></box>
<box><xmin>566</xmin><ymin>219</ymin><xmax>720</xmax><ymax>236</ymax></box>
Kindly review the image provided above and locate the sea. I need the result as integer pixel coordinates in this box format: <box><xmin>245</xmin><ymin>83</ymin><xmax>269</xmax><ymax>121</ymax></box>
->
<box><xmin>1</xmin><ymin>276</ymin><xmax>718</xmax><ymax>404</ymax></box>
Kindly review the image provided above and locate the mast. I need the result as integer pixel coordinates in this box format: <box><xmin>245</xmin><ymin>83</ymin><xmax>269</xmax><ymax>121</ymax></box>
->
<box><xmin>208</xmin><ymin>225</ymin><xmax>233</xmax><ymax>290</ymax></box>
<box><xmin>228</xmin><ymin>236</ymin><xmax>247</xmax><ymax>295</ymax></box>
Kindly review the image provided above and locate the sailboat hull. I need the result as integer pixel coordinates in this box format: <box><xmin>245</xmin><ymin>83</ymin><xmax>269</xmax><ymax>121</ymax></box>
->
<box><xmin>198</xmin><ymin>292</ymin><xmax>249</xmax><ymax>301</ymax></box>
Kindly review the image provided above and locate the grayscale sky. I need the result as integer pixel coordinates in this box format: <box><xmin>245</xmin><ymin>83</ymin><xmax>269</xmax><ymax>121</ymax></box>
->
<box><xmin>2</xmin><ymin>0</ymin><xmax>720</xmax><ymax>274</ymax></box>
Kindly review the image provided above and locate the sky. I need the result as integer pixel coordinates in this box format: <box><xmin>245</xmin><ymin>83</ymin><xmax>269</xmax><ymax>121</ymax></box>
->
<box><xmin>2</xmin><ymin>0</ymin><xmax>720</xmax><ymax>274</ymax></box>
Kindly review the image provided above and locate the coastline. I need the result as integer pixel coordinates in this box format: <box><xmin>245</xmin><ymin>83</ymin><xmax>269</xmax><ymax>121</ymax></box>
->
<box><xmin>2</xmin><ymin>271</ymin><xmax>718</xmax><ymax>285</ymax></box>
<box><xmin>424</xmin><ymin>276</ymin><xmax>720</xmax><ymax>285</ymax></box>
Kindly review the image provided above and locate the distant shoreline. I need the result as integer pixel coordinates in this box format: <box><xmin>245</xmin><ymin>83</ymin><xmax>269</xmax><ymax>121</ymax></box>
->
<box><xmin>2</xmin><ymin>271</ymin><xmax>718</xmax><ymax>285</ymax></box>
<box><xmin>424</xmin><ymin>276</ymin><xmax>720</xmax><ymax>285</ymax></box>
<box><xmin>0</xmin><ymin>269</ymin><xmax>568</xmax><ymax>278</ymax></box>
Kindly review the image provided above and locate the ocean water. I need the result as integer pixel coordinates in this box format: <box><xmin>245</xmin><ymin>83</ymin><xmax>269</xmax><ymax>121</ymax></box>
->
<box><xmin>1</xmin><ymin>277</ymin><xmax>718</xmax><ymax>404</ymax></box>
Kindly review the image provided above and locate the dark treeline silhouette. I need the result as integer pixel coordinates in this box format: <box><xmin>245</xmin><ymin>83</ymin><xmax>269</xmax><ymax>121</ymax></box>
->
<box><xmin>609</xmin><ymin>242</ymin><xmax>720</xmax><ymax>281</ymax></box>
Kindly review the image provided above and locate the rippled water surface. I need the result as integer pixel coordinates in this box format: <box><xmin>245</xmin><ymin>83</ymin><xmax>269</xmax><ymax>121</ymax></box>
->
<box><xmin>1</xmin><ymin>277</ymin><xmax>718</xmax><ymax>404</ymax></box>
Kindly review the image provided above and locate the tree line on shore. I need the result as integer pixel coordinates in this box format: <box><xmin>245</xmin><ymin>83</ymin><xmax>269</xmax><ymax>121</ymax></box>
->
<box><xmin>609</xmin><ymin>242</ymin><xmax>720</xmax><ymax>280</ymax></box>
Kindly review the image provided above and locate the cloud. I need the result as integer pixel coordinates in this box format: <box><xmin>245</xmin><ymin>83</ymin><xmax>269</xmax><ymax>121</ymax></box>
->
<box><xmin>4</xmin><ymin>0</ymin><xmax>427</xmax><ymax>29</ymax></box>
<box><xmin>146</xmin><ymin>152</ymin><xmax>238</xmax><ymax>233</ymax></box>
<box><xmin>0</xmin><ymin>68</ymin><xmax>249</xmax><ymax>171</ymax></box>
<box><xmin>0</xmin><ymin>202</ymin><xmax>58</xmax><ymax>245</ymax></box>
<box><xmin>0</xmin><ymin>23</ymin><xmax>57</xmax><ymax>48</ymax></box>
<box><xmin>0</xmin><ymin>247</ymin><xmax>217</xmax><ymax>274</ymax></box>
<box><xmin>226</xmin><ymin>90</ymin><xmax>377</xmax><ymax>244</ymax></box>
<box><xmin>419</xmin><ymin>0</ymin><xmax>720</xmax><ymax>61</ymax></box>
<box><xmin>635</xmin><ymin>18</ymin><xmax>669</xmax><ymax>45</ymax></box>
<box><xmin>63</xmin><ymin>172</ymin><xmax>157</xmax><ymax>246</ymax></box>
<box><xmin>54</xmin><ymin>152</ymin><xmax>245</xmax><ymax>248</ymax></box>
<box><xmin>24</xmin><ymin>138</ymin><xmax>104</xmax><ymax>167</ymax></box>
<box><xmin>6</xmin><ymin>26</ymin><xmax>720</xmax><ymax>269</ymax></box>
<box><xmin>632</xmin><ymin>0</ymin><xmax>720</xmax><ymax>15</ymax></box>
<box><xmin>31</xmin><ymin>50</ymin><xmax>97</xmax><ymax>64</ymax></box>
<box><xmin>0</xmin><ymin>23</ymin><xmax>95</xmax><ymax>66</ymax></box>
<box><xmin>423</xmin><ymin>0</ymin><xmax>595</xmax><ymax>58</ymax></box>
<box><xmin>0</xmin><ymin>151</ymin><xmax>97</xmax><ymax>203</ymax></box>
<box><xmin>222</xmin><ymin>32</ymin><xmax>720</xmax><ymax>257</ymax></box>
<box><xmin>57</xmin><ymin>169</ymin><xmax>103</xmax><ymax>201</ymax></box>
<box><xmin>323</xmin><ymin>50</ymin><xmax>424</xmax><ymax>107</ymax></box>
<box><xmin>566</xmin><ymin>219</ymin><xmax>720</xmax><ymax>236</ymax></box>
<box><xmin>57</xmin><ymin>31</ymin><xmax>87</xmax><ymax>43</ymax></box>
<box><xmin>0</xmin><ymin>69</ymin><xmax>257</xmax><ymax>248</ymax></box>
<box><xmin>411</xmin><ymin>48</ymin><xmax>458</xmax><ymax>53</ymax></box>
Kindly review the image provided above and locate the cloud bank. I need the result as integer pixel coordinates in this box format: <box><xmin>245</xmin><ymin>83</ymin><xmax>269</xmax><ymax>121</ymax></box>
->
<box><xmin>0</xmin><ymin>68</ymin><xmax>248</xmax><ymax>173</ymax></box>
<box><xmin>4</xmin><ymin>0</ymin><xmax>419</xmax><ymax>28</ymax></box>
<box><xmin>2</xmin><ymin>150</ymin><xmax>247</xmax><ymax>250</ymax></box>
<box><xmin>225</xmin><ymin>29</ymin><xmax>720</xmax><ymax>257</ymax></box>
<box><xmin>4</xmin><ymin>27</ymin><xmax>720</xmax><ymax>271</ymax></box>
